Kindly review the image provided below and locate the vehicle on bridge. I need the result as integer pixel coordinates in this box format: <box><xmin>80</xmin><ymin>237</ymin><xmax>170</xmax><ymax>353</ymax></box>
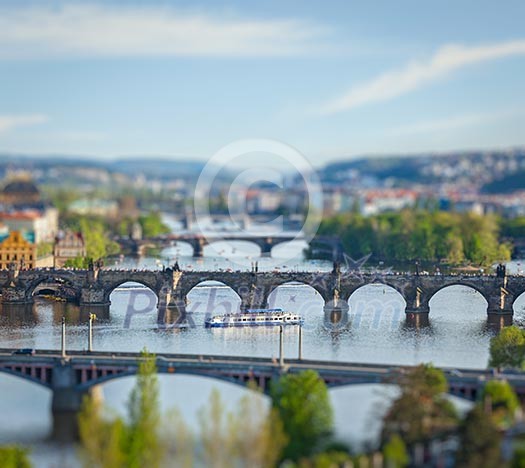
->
<box><xmin>205</xmin><ymin>308</ymin><xmax>303</xmax><ymax>328</ymax></box>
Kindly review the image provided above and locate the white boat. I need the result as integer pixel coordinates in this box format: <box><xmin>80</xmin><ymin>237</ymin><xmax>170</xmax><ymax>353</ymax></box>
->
<box><xmin>205</xmin><ymin>308</ymin><xmax>303</xmax><ymax>328</ymax></box>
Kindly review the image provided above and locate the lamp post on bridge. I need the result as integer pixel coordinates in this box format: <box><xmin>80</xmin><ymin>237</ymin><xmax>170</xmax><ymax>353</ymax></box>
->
<box><xmin>88</xmin><ymin>313</ymin><xmax>96</xmax><ymax>353</ymax></box>
<box><xmin>61</xmin><ymin>317</ymin><xmax>66</xmax><ymax>358</ymax></box>
<box><xmin>279</xmin><ymin>326</ymin><xmax>284</xmax><ymax>367</ymax></box>
<box><xmin>298</xmin><ymin>325</ymin><xmax>303</xmax><ymax>360</ymax></box>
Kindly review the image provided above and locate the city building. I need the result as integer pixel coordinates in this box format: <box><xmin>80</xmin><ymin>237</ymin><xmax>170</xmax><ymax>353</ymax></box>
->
<box><xmin>0</xmin><ymin>176</ymin><xmax>59</xmax><ymax>243</ymax></box>
<box><xmin>54</xmin><ymin>231</ymin><xmax>86</xmax><ymax>268</ymax></box>
<box><xmin>0</xmin><ymin>176</ymin><xmax>41</xmax><ymax>207</ymax></box>
<box><xmin>0</xmin><ymin>230</ymin><xmax>36</xmax><ymax>270</ymax></box>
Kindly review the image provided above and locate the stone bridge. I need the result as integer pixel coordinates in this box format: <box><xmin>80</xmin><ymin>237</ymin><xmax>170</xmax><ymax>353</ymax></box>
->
<box><xmin>1</xmin><ymin>266</ymin><xmax>525</xmax><ymax>322</ymax></box>
<box><xmin>117</xmin><ymin>232</ymin><xmax>304</xmax><ymax>257</ymax></box>
<box><xmin>1</xmin><ymin>349</ymin><xmax>524</xmax><ymax>441</ymax></box>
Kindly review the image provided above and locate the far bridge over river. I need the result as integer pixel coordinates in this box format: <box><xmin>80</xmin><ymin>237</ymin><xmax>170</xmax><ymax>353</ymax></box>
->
<box><xmin>1</xmin><ymin>266</ymin><xmax>525</xmax><ymax>325</ymax></box>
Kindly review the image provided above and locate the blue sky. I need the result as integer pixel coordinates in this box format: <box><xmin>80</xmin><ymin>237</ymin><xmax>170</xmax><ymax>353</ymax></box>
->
<box><xmin>0</xmin><ymin>0</ymin><xmax>524</xmax><ymax>166</ymax></box>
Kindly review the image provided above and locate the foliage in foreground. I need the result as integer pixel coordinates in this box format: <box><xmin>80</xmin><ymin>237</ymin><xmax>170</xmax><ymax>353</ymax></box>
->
<box><xmin>489</xmin><ymin>326</ymin><xmax>525</xmax><ymax>369</ymax></box>
<box><xmin>78</xmin><ymin>353</ymin><xmax>288</xmax><ymax>467</ymax></box>
<box><xmin>456</xmin><ymin>405</ymin><xmax>503</xmax><ymax>468</ymax></box>
<box><xmin>381</xmin><ymin>364</ymin><xmax>458</xmax><ymax>446</ymax></box>
<box><xmin>270</xmin><ymin>370</ymin><xmax>335</xmax><ymax>462</ymax></box>
<box><xmin>0</xmin><ymin>446</ymin><xmax>31</xmax><ymax>468</ymax></box>
<box><xmin>78</xmin><ymin>350</ymin><xmax>163</xmax><ymax>468</ymax></box>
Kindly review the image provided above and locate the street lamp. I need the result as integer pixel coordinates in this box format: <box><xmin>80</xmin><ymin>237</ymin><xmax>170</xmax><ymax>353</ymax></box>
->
<box><xmin>88</xmin><ymin>313</ymin><xmax>97</xmax><ymax>352</ymax></box>
<box><xmin>279</xmin><ymin>325</ymin><xmax>284</xmax><ymax>367</ymax></box>
<box><xmin>61</xmin><ymin>317</ymin><xmax>66</xmax><ymax>358</ymax></box>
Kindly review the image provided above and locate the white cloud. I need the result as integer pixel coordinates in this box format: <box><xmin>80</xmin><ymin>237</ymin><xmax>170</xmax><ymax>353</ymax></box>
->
<box><xmin>0</xmin><ymin>4</ymin><xmax>329</xmax><ymax>59</ymax></box>
<box><xmin>0</xmin><ymin>114</ymin><xmax>49</xmax><ymax>133</ymax></box>
<box><xmin>321</xmin><ymin>40</ymin><xmax>525</xmax><ymax>114</ymax></box>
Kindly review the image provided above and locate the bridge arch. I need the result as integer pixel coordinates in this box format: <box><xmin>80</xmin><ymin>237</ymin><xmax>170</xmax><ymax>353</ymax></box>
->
<box><xmin>77</xmin><ymin>366</ymin><xmax>269</xmax><ymax>393</ymax></box>
<box><xmin>161</xmin><ymin>241</ymin><xmax>195</xmax><ymax>257</ymax></box>
<box><xmin>264</xmin><ymin>279</ymin><xmax>329</xmax><ymax>306</ymax></box>
<box><xmin>270</xmin><ymin>239</ymin><xmax>308</xmax><ymax>258</ymax></box>
<box><xmin>204</xmin><ymin>240</ymin><xmax>262</xmax><ymax>258</ymax></box>
<box><xmin>25</xmin><ymin>273</ymin><xmax>82</xmax><ymax>302</ymax></box>
<box><xmin>346</xmin><ymin>283</ymin><xmax>406</xmax><ymax>329</ymax></box>
<box><xmin>266</xmin><ymin>281</ymin><xmax>325</xmax><ymax>314</ymax></box>
<box><xmin>512</xmin><ymin>288</ymin><xmax>525</xmax><ymax>318</ymax></box>
<box><xmin>185</xmin><ymin>280</ymin><xmax>242</xmax><ymax>314</ymax></box>
<box><xmin>426</xmin><ymin>283</ymin><xmax>489</xmax><ymax>315</ymax></box>
<box><xmin>104</xmin><ymin>279</ymin><xmax>160</xmax><ymax>306</ymax></box>
<box><xmin>345</xmin><ymin>282</ymin><xmax>407</xmax><ymax>305</ymax></box>
<box><xmin>0</xmin><ymin>366</ymin><xmax>52</xmax><ymax>389</ymax></box>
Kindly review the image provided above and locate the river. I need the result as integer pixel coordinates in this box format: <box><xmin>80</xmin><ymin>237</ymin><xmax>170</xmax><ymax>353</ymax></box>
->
<box><xmin>0</xmin><ymin>240</ymin><xmax>524</xmax><ymax>465</ymax></box>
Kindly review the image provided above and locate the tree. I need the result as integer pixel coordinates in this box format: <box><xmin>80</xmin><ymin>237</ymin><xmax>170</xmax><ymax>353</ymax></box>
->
<box><xmin>489</xmin><ymin>326</ymin><xmax>525</xmax><ymax>369</ymax></box>
<box><xmin>382</xmin><ymin>365</ymin><xmax>458</xmax><ymax>446</ymax></box>
<box><xmin>226</xmin><ymin>389</ymin><xmax>287</xmax><ymax>468</ymax></box>
<box><xmin>125</xmin><ymin>351</ymin><xmax>163</xmax><ymax>468</ymax></box>
<box><xmin>138</xmin><ymin>212</ymin><xmax>170</xmax><ymax>237</ymax></box>
<box><xmin>456</xmin><ymin>405</ymin><xmax>503</xmax><ymax>468</ymax></box>
<box><xmin>197</xmin><ymin>387</ymin><xmax>287</xmax><ymax>468</ymax></box>
<box><xmin>270</xmin><ymin>370</ymin><xmax>334</xmax><ymax>461</ymax></box>
<box><xmin>78</xmin><ymin>350</ymin><xmax>164</xmax><ymax>468</ymax></box>
<box><xmin>482</xmin><ymin>380</ymin><xmax>520</xmax><ymax>429</ymax></box>
<box><xmin>0</xmin><ymin>446</ymin><xmax>31</xmax><ymax>468</ymax></box>
<box><xmin>78</xmin><ymin>394</ymin><xmax>126</xmax><ymax>468</ymax></box>
<box><xmin>383</xmin><ymin>434</ymin><xmax>409</xmax><ymax>468</ymax></box>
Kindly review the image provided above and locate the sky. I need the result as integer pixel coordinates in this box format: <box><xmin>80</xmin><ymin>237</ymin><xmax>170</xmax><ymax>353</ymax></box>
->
<box><xmin>0</xmin><ymin>0</ymin><xmax>524</xmax><ymax>166</ymax></box>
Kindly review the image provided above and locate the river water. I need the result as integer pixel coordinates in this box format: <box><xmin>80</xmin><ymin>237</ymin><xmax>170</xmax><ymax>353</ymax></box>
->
<box><xmin>1</xmin><ymin>240</ymin><xmax>524</xmax><ymax>465</ymax></box>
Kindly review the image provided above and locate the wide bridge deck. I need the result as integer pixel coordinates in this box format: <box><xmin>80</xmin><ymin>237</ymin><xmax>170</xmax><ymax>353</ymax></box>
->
<box><xmin>0</xmin><ymin>348</ymin><xmax>523</xmax><ymax>401</ymax></box>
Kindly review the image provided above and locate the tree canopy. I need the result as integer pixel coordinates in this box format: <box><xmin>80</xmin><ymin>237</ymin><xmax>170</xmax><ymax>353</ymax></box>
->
<box><xmin>313</xmin><ymin>209</ymin><xmax>512</xmax><ymax>266</ymax></box>
<box><xmin>270</xmin><ymin>370</ymin><xmax>334</xmax><ymax>462</ymax></box>
<box><xmin>382</xmin><ymin>365</ymin><xmax>458</xmax><ymax>446</ymax></box>
<box><xmin>489</xmin><ymin>326</ymin><xmax>525</xmax><ymax>369</ymax></box>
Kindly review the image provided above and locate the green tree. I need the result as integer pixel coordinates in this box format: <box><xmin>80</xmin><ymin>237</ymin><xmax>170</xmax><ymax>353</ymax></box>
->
<box><xmin>197</xmin><ymin>387</ymin><xmax>287</xmax><ymax>468</ymax></box>
<box><xmin>383</xmin><ymin>434</ymin><xmax>409</xmax><ymax>468</ymax></box>
<box><xmin>456</xmin><ymin>405</ymin><xmax>503</xmax><ymax>468</ymax></box>
<box><xmin>125</xmin><ymin>351</ymin><xmax>163</xmax><ymax>468</ymax></box>
<box><xmin>489</xmin><ymin>326</ymin><xmax>525</xmax><ymax>368</ymax></box>
<box><xmin>512</xmin><ymin>444</ymin><xmax>525</xmax><ymax>468</ymax></box>
<box><xmin>382</xmin><ymin>365</ymin><xmax>458</xmax><ymax>446</ymax></box>
<box><xmin>0</xmin><ymin>446</ymin><xmax>31</xmax><ymax>468</ymax></box>
<box><xmin>312</xmin><ymin>209</ymin><xmax>511</xmax><ymax>266</ymax></box>
<box><xmin>482</xmin><ymin>380</ymin><xmax>520</xmax><ymax>429</ymax></box>
<box><xmin>78</xmin><ymin>350</ymin><xmax>163</xmax><ymax>468</ymax></box>
<box><xmin>36</xmin><ymin>242</ymin><xmax>53</xmax><ymax>259</ymax></box>
<box><xmin>78</xmin><ymin>394</ymin><xmax>126</xmax><ymax>468</ymax></box>
<box><xmin>64</xmin><ymin>256</ymin><xmax>91</xmax><ymax>269</ymax></box>
<box><xmin>270</xmin><ymin>370</ymin><xmax>334</xmax><ymax>462</ymax></box>
<box><xmin>138</xmin><ymin>212</ymin><xmax>170</xmax><ymax>237</ymax></box>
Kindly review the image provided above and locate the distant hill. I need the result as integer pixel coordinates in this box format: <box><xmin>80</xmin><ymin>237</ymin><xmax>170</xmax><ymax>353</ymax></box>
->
<box><xmin>482</xmin><ymin>169</ymin><xmax>525</xmax><ymax>193</ymax></box>
<box><xmin>320</xmin><ymin>148</ymin><xmax>525</xmax><ymax>189</ymax></box>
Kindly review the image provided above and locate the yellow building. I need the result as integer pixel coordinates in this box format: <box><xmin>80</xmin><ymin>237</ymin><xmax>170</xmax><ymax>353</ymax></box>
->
<box><xmin>0</xmin><ymin>231</ymin><xmax>36</xmax><ymax>270</ymax></box>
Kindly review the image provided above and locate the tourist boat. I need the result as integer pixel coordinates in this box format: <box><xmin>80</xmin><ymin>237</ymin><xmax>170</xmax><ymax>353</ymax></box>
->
<box><xmin>205</xmin><ymin>308</ymin><xmax>303</xmax><ymax>328</ymax></box>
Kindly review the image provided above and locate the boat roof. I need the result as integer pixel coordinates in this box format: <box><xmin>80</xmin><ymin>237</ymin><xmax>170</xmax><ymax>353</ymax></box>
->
<box><xmin>245</xmin><ymin>308</ymin><xmax>284</xmax><ymax>313</ymax></box>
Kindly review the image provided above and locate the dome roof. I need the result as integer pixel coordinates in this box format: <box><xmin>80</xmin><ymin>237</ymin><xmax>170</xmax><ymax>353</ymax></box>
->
<box><xmin>2</xmin><ymin>179</ymin><xmax>40</xmax><ymax>196</ymax></box>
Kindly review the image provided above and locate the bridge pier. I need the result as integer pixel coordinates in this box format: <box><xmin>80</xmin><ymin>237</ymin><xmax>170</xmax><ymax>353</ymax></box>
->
<box><xmin>487</xmin><ymin>313</ymin><xmax>513</xmax><ymax>330</ymax></box>
<box><xmin>51</xmin><ymin>364</ymin><xmax>102</xmax><ymax>441</ymax></box>
<box><xmin>260</xmin><ymin>240</ymin><xmax>273</xmax><ymax>258</ymax></box>
<box><xmin>157</xmin><ymin>297</ymin><xmax>193</xmax><ymax>329</ymax></box>
<box><xmin>323</xmin><ymin>300</ymin><xmax>349</xmax><ymax>331</ymax></box>
<box><xmin>1</xmin><ymin>287</ymin><xmax>33</xmax><ymax>305</ymax></box>
<box><xmin>192</xmin><ymin>239</ymin><xmax>205</xmax><ymax>258</ymax></box>
<box><xmin>405</xmin><ymin>311</ymin><xmax>430</xmax><ymax>329</ymax></box>
<box><xmin>80</xmin><ymin>286</ymin><xmax>110</xmax><ymax>307</ymax></box>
